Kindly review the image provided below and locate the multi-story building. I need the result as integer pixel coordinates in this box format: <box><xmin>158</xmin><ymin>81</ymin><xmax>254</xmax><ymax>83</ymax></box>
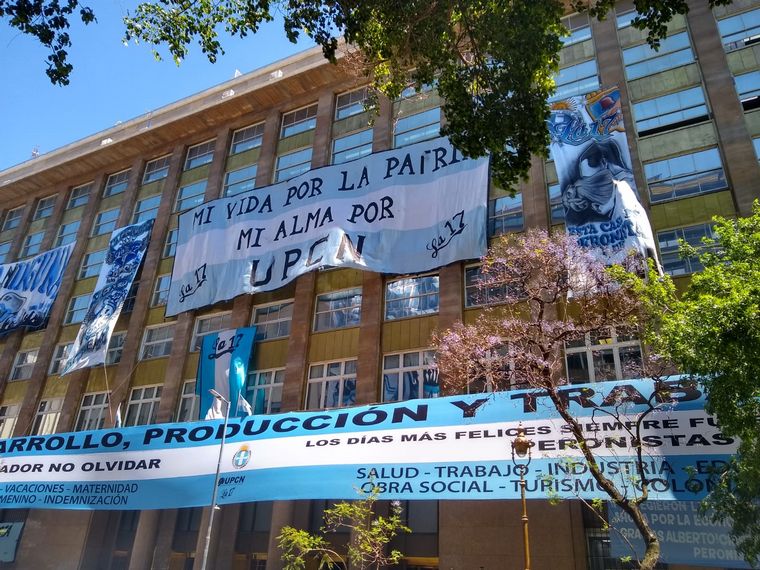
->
<box><xmin>0</xmin><ymin>1</ymin><xmax>758</xmax><ymax>568</ymax></box>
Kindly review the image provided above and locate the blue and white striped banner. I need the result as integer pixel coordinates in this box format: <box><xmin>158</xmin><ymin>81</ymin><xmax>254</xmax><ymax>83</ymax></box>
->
<box><xmin>0</xmin><ymin>379</ymin><xmax>736</xmax><ymax>510</ymax></box>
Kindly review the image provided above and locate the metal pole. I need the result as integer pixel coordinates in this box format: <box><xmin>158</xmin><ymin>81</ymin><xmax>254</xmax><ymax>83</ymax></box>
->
<box><xmin>200</xmin><ymin>391</ymin><xmax>230</xmax><ymax>570</ymax></box>
<box><xmin>519</xmin><ymin>467</ymin><xmax>531</xmax><ymax>570</ymax></box>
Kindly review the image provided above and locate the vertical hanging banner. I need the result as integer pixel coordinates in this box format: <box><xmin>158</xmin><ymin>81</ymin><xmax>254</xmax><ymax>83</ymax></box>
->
<box><xmin>61</xmin><ymin>220</ymin><xmax>153</xmax><ymax>376</ymax></box>
<box><xmin>0</xmin><ymin>243</ymin><xmax>74</xmax><ymax>333</ymax></box>
<box><xmin>166</xmin><ymin>137</ymin><xmax>489</xmax><ymax>316</ymax></box>
<box><xmin>197</xmin><ymin>327</ymin><xmax>256</xmax><ymax>419</ymax></box>
<box><xmin>548</xmin><ymin>87</ymin><xmax>659</xmax><ymax>266</ymax></box>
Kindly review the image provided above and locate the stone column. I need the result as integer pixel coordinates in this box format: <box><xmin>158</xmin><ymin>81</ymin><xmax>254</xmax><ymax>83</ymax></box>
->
<box><xmin>355</xmin><ymin>272</ymin><xmax>383</xmax><ymax>405</ymax></box>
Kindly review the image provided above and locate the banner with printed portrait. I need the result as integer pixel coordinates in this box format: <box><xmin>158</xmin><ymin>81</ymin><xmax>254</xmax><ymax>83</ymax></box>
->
<box><xmin>0</xmin><ymin>243</ymin><xmax>74</xmax><ymax>334</ymax></box>
<box><xmin>61</xmin><ymin>220</ymin><xmax>153</xmax><ymax>376</ymax></box>
<box><xmin>548</xmin><ymin>87</ymin><xmax>660</xmax><ymax>267</ymax></box>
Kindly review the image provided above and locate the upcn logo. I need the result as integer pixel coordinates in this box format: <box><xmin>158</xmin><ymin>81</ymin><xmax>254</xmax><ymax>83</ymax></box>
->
<box><xmin>232</xmin><ymin>445</ymin><xmax>251</xmax><ymax>469</ymax></box>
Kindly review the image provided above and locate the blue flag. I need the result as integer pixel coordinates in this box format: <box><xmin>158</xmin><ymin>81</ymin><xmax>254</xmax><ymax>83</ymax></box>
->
<box><xmin>196</xmin><ymin>327</ymin><xmax>256</xmax><ymax>419</ymax></box>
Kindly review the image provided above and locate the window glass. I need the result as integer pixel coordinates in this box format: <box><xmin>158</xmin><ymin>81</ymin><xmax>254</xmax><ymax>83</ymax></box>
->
<box><xmin>122</xmin><ymin>283</ymin><xmax>138</xmax><ymax>313</ymax></box>
<box><xmin>65</xmin><ymin>294</ymin><xmax>91</xmax><ymax>324</ymax></box>
<box><xmin>281</xmin><ymin>105</ymin><xmax>318</xmax><ymax>138</ymax></box>
<box><xmin>164</xmin><ymin>228</ymin><xmax>178</xmax><ymax>258</ymax></box>
<box><xmin>191</xmin><ymin>312</ymin><xmax>232</xmax><ymax>351</ymax></box>
<box><xmin>21</xmin><ymin>231</ymin><xmax>44</xmax><ymax>258</ymax></box>
<box><xmin>657</xmin><ymin>223</ymin><xmax>715</xmax><ymax>276</ymax></box>
<box><xmin>623</xmin><ymin>32</ymin><xmax>694</xmax><ymax>80</ymax></box>
<box><xmin>92</xmin><ymin>208</ymin><xmax>120</xmax><ymax>237</ymax></box>
<box><xmin>382</xmin><ymin>350</ymin><xmax>439</xmax><ymax>402</ymax></box>
<box><xmin>332</xmin><ymin>129</ymin><xmax>373</xmax><ymax>164</ymax></box>
<box><xmin>0</xmin><ymin>404</ymin><xmax>19</xmax><ymax>439</ymax></box>
<box><xmin>490</xmin><ymin>194</ymin><xmax>523</xmax><ymax>235</ymax></box>
<box><xmin>306</xmin><ymin>359</ymin><xmax>357</xmax><ymax>409</ymax></box>
<box><xmin>175</xmin><ymin>181</ymin><xmax>207</xmax><ymax>212</ymax></box>
<box><xmin>565</xmin><ymin>328</ymin><xmax>642</xmax><ymax>383</ymax></box>
<box><xmin>141</xmin><ymin>324</ymin><xmax>175</xmax><ymax>359</ymax></box>
<box><xmin>75</xmin><ymin>392</ymin><xmax>110</xmax><ymax>431</ymax></box>
<box><xmin>231</xmin><ymin>123</ymin><xmax>265</xmax><ymax>154</ymax></box>
<box><xmin>645</xmin><ymin>148</ymin><xmax>726</xmax><ymax>203</ymax></box>
<box><xmin>253</xmin><ymin>301</ymin><xmax>293</xmax><ymax>340</ymax></box>
<box><xmin>616</xmin><ymin>10</ymin><xmax>638</xmax><ymax>29</ymax></box>
<box><xmin>11</xmin><ymin>348</ymin><xmax>38</xmax><ymax>380</ymax></box>
<box><xmin>133</xmin><ymin>195</ymin><xmax>162</xmax><ymax>224</ymax></box>
<box><xmin>56</xmin><ymin>220</ymin><xmax>80</xmax><ymax>247</ymax></box>
<box><xmin>177</xmin><ymin>380</ymin><xmax>200</xmax><ymax>422</ymax></box>
<box><xmin>124</xmin><ymin>385</ymin><xmax>162</xmax><ymax>426</ymax></box>
<box><xmin>185</xmin><ymin>140</ymin><xmax>216</xmax><ymax>170</ymax></box>
<box><xmin>754</xmin><ymin>136</ymin><xmax>760</xmax><ymax>160</ymax></box>
<box><xmin>80</xmin><ymin>249</ymin><xmax>107</xmax><ymax>279</ymax></box>
<box><xmin>106</xmin><ymin>332</ymin><xmax>126</xmax><ymax>365</ymax></box>
<box><xmin>385</xmin><ymin>275</ymin><xmax>439</xmax><ymax>320</ymax></box>
<box><xmin>224</xmin><ymin>164</ymin><xmax>258</xmax><ymax>197</ymax></box>
<box><xmin>275</xmin><ymin>148</ymin><xmax>312</xmax><ymax>182</ymax></box>
<box><xmin>314</xmin><ymin>288</ymin><xmax>363</xmax><ymax>331</ymax></box>
<box><xmin>718</xmin><ymin>8</ymin><xmax>760</xmax><ymax>51</ymax></box>
<box><xmin>464</xmin><ymin>265</ymin><xmax>511</xmax><ymax>308</ymax></box>
<box><xmin>34</xmin><ymin>195</ymin><xmax>56</xmax><ymax>220</ymax></box>
<box><xmin>3</xmin><ymin>207</ymin><xmax>23</xmax><ymax>231</ymax></box>
<box><xmin>248</xmin><ymin>369</ymin><xmax>285</xmax><ymax>414</ymax></box>
<box><xmin>67</xmin><ymin>184</ymin><xmax>91</xmax><ymax>209</ymax></box>
<box><xmin>143</xmin><ymin>156</ymin><xmax>171</xmax><ymax>184</ymax></box>
<box><xmin>547</xmin><ymin>182</ymin><xmax>564</xmax><ymax>223</ymax></box>
<box><xmin>734</xmin><ymin>69</ymin><xmax>760</xmax><ymax>101</ymax></box>
<box><xmin>550</xmin><ymin>59</ymin><xmax>600</xmax><ymax>102</ymax></box>
<box><xmin>104</xmin><ymin>170</ymin><xmax>130</xmax><ymax>197</ymax></box>
<box><xmin>394</xmin><ymin>108</ymin><xmax>441</xmax><ymax>148</ymax></box>
<box><xmin>0</xmin><ymin>241</ymin><xmax>11</xmax><ymax>264</ymax></box>
<box><xmin>632</xmin><ymin>86</ymin><xmax>708</xmax><ymax>135</ymax></box>
<box><xmin>335</xmin><ymin>88</ymin><xmax>369</xmax><ymax>120</ymax></box>
<box><xmin>31</xmin><ymin>398</ymin><xmax>63</xmax><ymax>435</ymax></box>
<box><xmin>49</xmin><ymin>342</ymin><xmax>74</xmax><ymax>375</ymax></box>
<box><xmin>561</xmin><ymin>24</ymin><xmax>592</xmax><ymax>47</ymax></box>
<box><xmin>151</xmin><ymin>274</ymin><xmax>172</xmax><ymax>307</ymax></box>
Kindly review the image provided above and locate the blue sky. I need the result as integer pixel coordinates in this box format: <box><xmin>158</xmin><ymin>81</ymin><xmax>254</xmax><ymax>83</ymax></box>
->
<box><xmin>0</xmin><ymin>1</ymin><xmax>314</xmax><ymax>172</ymax></box>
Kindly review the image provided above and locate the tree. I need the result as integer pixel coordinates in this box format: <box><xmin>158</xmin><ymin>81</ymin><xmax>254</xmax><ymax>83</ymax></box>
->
<box><xmin>433</xmin><ymin>229</ymin><xmax>681</xmax><ymax>570</ymax></box>
<box><xmin>2</xmin><ymin>0</ymin><xmax>733</xmax><ymax>186</ymax></box>
<box><xmin>278</xmin><ymin>485</ymin><xmax>410</xmax><ymax>570</ymax></box>
<box><xmin>632</xmin><ymin>202</ymin><xmax>760</xmax><ymax>567</ymax></box>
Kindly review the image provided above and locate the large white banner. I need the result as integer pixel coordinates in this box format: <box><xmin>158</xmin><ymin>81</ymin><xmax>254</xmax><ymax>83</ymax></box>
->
<box><xmin>166</xmin><ymin>137</ymin><xmax>489</xmax><ymax>316</ymax></box>
<box><xmin>61</xmin><ymin>221</ymin><xmax>153</xmax><ymax>375</ymax></box>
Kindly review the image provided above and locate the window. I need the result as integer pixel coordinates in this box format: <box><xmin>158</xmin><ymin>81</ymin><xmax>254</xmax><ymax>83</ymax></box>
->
<box><xmin>31</xmin><ymin>398</ymin><xmax>63</xmax><ymax>435</ymax></box>
<box><xmin>332</xmin><ymin>129</ymin><xmax>373</xmax><ymax>164</ymax></box>
<box><xmin>734</xmin><ymin>70</ymin><xmax>760</xmax><ymax>102</ymax></box>
<box><xmin>11</xmin><ymin>348</ymin><xmax>38</xmax><ymax>380</ymax></box>
<box><xmin>394</xmin><ymin>108</ymin><xmax>441</xmax><ymax>148</ymax></box>
<box><xmin>561</xmin><ymin>14</ymin><xmax>592</xmax><ymax>47</ymax></box>
<box><xmin>385</xmin><ymin>275</ymin><xmax>439</xmax><ymax>320</ymax></box>
<box><xmin>65</xmin><ymin>294</ymin><xmax>91</xmax><ymax>325</ymax></box>
<box><xmin>464</xmin><ymin>265</ymin><xmax>511</xmax><ymax>308</ymax></box>
<box><xmin>314</xmin><ymin>288</ymin><xmax>362</xmax><ymax>331</ymax></box>
<box><xmin>490</xmin><ymin>194</ymin><xmax>523</xmax><ymax>236</ymax></box>
<box><xmin>177</xmin><ymin>380</ymin><xmax>199</xmax><ymax>422</ymax></box>
<box><xmin>124</xmin><ymin>385</ymin><xmax>162</xmax><ymax>426</ymax></box>
<box><xmin>657</xmin><ymin>223</ymin><xmax>715</xmax><ymax>276</ymax></box>
<box><xmin>248</xmin><ymin>369</ymin><xmax>284</xmax><ymax>414</ymax></box>
<box><xmin>632</xmin><ymin>86</ymin><xmax>708</xmax><ymax>136</ymax></box>
<box><xmin>49</xmin><ymin>342</ymin><xmax>73</xmax><ymax>375</ymax></box>
<box><xmin>230</xmin><ymin>123</ymin><xmax>265</xmax><ymax>154</ymax></box>
<box><xmin>141</xmin><ymin>324</ymin><xmax>175</xmax><ymax>359</ymax></box>
<box><xmin>104</xmin><ymin>170</ymin><xmax>130</xmax><ymax>197</ymax></box>
<box><xmin>122</xmin><ymin>283</ymin><xmax>138</xmax><ymax>313</ymax></box>
<box><xmin>191</xmin><ymin>312</ymin><xmax>232</xmax><ymax>351</ymax></box>
<box><xmin>718</xmin><ymin>8</ymin><xmax>760</xmax><ymax>51</ymax></box>
<box><xmin>175</xmin><ymin>181</ymin><xmax>206</xmax><ymax>212</ymax></box>
<box><xmin>253</xmin><ymin>301</ymin><xmax>293</xmax><ymax>340</ymax></box>
<box><xmin>281</xmin><ymin>104</ymin><xmax>318</xmax><ymax>138</ymax></box>
<box><xmin>55</xmin><ymin>220</ymin><xmax>80</xmax><ymax>247</ymax></box>
<box><xmin>616</xmin><ymin>10</ymin><xmax>638</xmax><ymax>29</ymax></box>
<box><xmin>106</xmin><ymin>332</ymin><xmax>126</xmax><ymax>365</ymax></box>
<box><xmin>143</xmin><ymin>155</ymin><xmax>171</xmax><ymax>184</ymax></box>
<box><xmin>645</xmin><ymin>148</ymin><xmax>727</xmax><ymax>203</ymax></box>
<box><xmin>185</xmin><ymin>140</ymin><xmax>216</xmax><ymax>170</ymax></box>
<box><xmin>133</xmin><ymin>195</ymin><xmax>162</xmax><ymax>223</ymax></box>
<box><xmin>382</xmin><ymin>350</ymin><xmax>439</xmax><ymax>402</ymax></box>
<box><xmin>0</xmin><ymin>404</ymin><xmax>18</xmax><ymax>439</ymax></box>
<box><xmin>2</xmin><ymin>207</ymin><xmax>23</xmax><ymax>231</ymax></box>
<box><xmin>21</xmin><ymin>231</ymin><xmax>44</xmax><ymax>258</ymax></box>
<box><xmin>75</xmin><ymin>392</ymin><xmax>110</xmax><ymax>431</ymax></box>
<box><xmin>623</xmin><ymin>32</ymin><xmax>694</xmax><ymax>80</ymax></box>
<box><xmin>400</xmin><ymin>82</ymin><xmax>435</xmax><ymax>99</ymax></box>
<box><xmin>275</xmin><ymin>148</ymin><xmax>313</xmax><ymax>182</ymax></box>
<box><xmin>67</xmin><ymin>184</ymin><xmax>91</xmax><ymax>209</ymax></box>
<box><xmin>755</xmin><ymin>136</ymin><xmax>760</xmax><ymax>160</ymax></box>
<box><xmin>34</xmin><ymin>195</ymin><xmax>56</xmax><ymax>220</ymax></box>
<box><xmin>164</xmin><ymin>228</ymin><xmax>178</xmax><ymax>258</ymax></box>
<box><xmin>224</xmin><ymin>164</ymin><xmax>258</xmax><ymax>197</ymax></box>
<box><xmin>92</xmin><ymin>208</ymin><xmax>120</xmax><ymax>237</ymax></box>
<box><xmin>336</xmin><ymin>87</ymin><xmax>369</xmax><ymax>120</ymax></box>
<box><xmin>306</xmin><ymin>359</ymin><xmax>357</xmax><ymax>410</ymax></box>
<box><xmin>0</xmin><ymin>241</ymin><xmax>11</xmax><ymax>264</ymax></box>
<box><xmin>565</xmin><ymin>328</ymin><xmax>642</xmax><ymax>383</ymax></box>
<box><xmin>550</xmin><ymin>59</ymin><xmax>600</xmax><ymax>102</ymax></box>
<box><xmin>150</xmin><ymin>274</ymin><xmax>171</xmax><ymax>307</ymax></box>
<box><xmin>79</xmin><ymin>249</ymin><xmax>107</xmax><ymax>279</ymax></box>
<box><xmin>548</xmin><ymin>182</ymin><xmax>564</xmax><ymax>223</ymax></box>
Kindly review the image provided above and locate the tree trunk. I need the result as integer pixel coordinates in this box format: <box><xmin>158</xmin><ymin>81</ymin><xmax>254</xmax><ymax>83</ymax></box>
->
<box><xmin>621</xmin><ymin>501</ymin><xmax>660</xmax><ymax>570</ymax></box>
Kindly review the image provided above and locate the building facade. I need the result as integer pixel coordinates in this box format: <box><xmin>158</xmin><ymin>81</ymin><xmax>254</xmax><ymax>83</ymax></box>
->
<box><xmin>1</xmin><ymin>0</ymin><xmax>759</xmax><ymax>568</ymax></box>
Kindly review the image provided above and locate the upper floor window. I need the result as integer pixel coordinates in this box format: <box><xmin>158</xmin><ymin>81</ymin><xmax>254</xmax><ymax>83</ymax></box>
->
<box><xmin>132</xmin><ymin>195</ymin><xmax>162</xmax><ymax>224</ymax></box>
<box><xmin>400</xmin><ymin>82</ymin><xmax>436</xmax><ymax>100</ymax></box>
<box><xmin>49</xmin><ymin>342</ymin><xmax>73</xmax><ymax>375</ymax></box>
<box><xmin>92</xmin><ymin>208</ymin><xmax>119</xmax><ymax>237</ymax></box>
<box><xmin>231</xmin><ymin>123</ymin><xmax>265</xmax><ymax>154</ymax></box>
<box><xmin>55</xmin><ymin>220</ymin><xmax>80</xmax><ymax>247</ymax></box>
<box><xmin>75</xmin><ymin>392</ymin><xmax>110</xmax><ymax>431</ymax></box>
<box><xmin>489</xmin><ymin>194</ymin><xmax>523</xmax><ymax>236</ymax></box>
<box><xmin>224</xmin><ymin>164</ymin><xmax>258</xmax><ymax>197</ymax></box>
<box><xmin>394</xmin><ymin>108</ymin><xmax>441</xmax><ymax>148</ymax></box>
<box><xmin>550</xmin><ymin>59</ymin><xmax>600</xmax><ymax>102</ymax></box>
<box><xmin>67</xmin><ymin>183</ymin><xmax>91</xmax><ymax>209</ymax></box>
<box><xmin>561</xmin><ymin>13</ymin><xmax>592</xmax><ymax>47</ymax></box>
<box><xmin>11</xmin><ymin>348</ymin><xmax>38</xmax><ymax>380</ymax></box>
<box><xmin>248</xmin><ymin>369</ymin><xmax>285</xmax><ymax>414</ymax></box>
<box><xmin>106</xmin><ymin>332</ymin><xmax>126</xmax><ymax>365</ymax></box>
<box><xmin>565</xmin><ymin>328</ymin><xmax>642</xmax><ymax>383</ymax></box>
<box><xmin>548</xmin><ymin>182</ymin><xmax>564</xmax><ymax>224</ymax></box>
<box><xmin>65</xmin><ymin>294</ymin><xmax>91</xmax><ymax>325</ymax></box>
<box><xmin>141</xmin><ymin>323</ymin><xmax>175</xmax><ymax>359</ymax></box>
<box><xmin>143</xmin><ymin>155</ymin><xmax>172</xmax><ymax>184</ymax></box>
<box><xmin>253</xmin><ymin>301</ymin><xmax>293</xmax><ymax>341</ymax></box>
<box><xmin>632</xmin><ymin>86</ymin><xmax>708</xmax><ymax>136</ymax></box>
<box><xmin>31</xmin><ymin>398</ymin><xmax>63</xmax><ymax>435</ymax></box>
<box><xmin>0</xmin><ymin>241</ymin><xmax>11</xmax><ymax>264</ymax></box>
<box><xmin>124</xmin><ymin>385</ymin><xmax>162</xmax><ymax>426</ymax></box>
<box><xmin>34</xmin><ymin>195</ymin><xmax>56</xmax><ymax>220</ymax></box>
<box><xmin>616</xmin><ymin>10</ymin><xmax>638</xmax><ymax>29</ymax></box>
<box><xmin>657</xmin><ymin>223</ymin><xmax>715</xmax><ymax>276</ymax></box>
<box><xmin>0</xmin><ymin>404</ymin><xmax>18</xmax><ymax>439</ymax></box>
<box><xmin>718</xmin><ymin>8</ymin><xmax>760</xmax><ymax>51</ymax></box>
<box><xmin>314</xmin><ymin>288</ymin><xmax>362</xmax><ymax>331</ymax></box>
<box><xmin>21</xmin><ymin>231</ymin><xmax>44</xmax><ymax>258</ymax></box>
<box><xmin>80</xmin><ymin>249</ymin><xmax>107</xmax><ymax>279</ymax></box>
<box><xmin>385</xmin><ymin>275</ymin><xmax>439</xmax><ymax>320</ymax></box>
<box><xmin>645</xmin><ymin>148</ymin><xmax>727</xmax><ymax>203</ymax></box>
<box><xmin>336</xmin><ymin>87</ymin><xmax>369</xmax><ymax>120</ymax></box>
<box><xmin>281</xmin><ymin>104</ymin><xmax>318</xmax><ymax>138</ymax></box>
<box><xmin>623</xmin><ymin>32</ymin><xmax>694</xmax><ymax>80</ymax></box>
<box><xmin>332</xmin><ymin>129</ymin><xmax>373</xmax><ymax>165</ymax></box>
<box><xmin>734</xmin><ymin>69</ymin><xmax>760</xmax><ymax>104</ymax></box>
<box><xmin>382</xmin><ymin>350</ymin><xmax>439</xmax><ymax>402</ymax></box>
<box><xmin>164</xmin><ymin>228</ymin><xmax>178</xmax><ymax>258</ymax></box>
<box><xmin>306</xmin><ymin>359</ymin><xmax>357</xmax><ymax>410</ymax></box>
<box><xmin>175</xmin><ymin>181</ymin><xmax>206</xmax><ymax>212</ymax></box>
<box><xmin>185</xmin><ymin>140</ymin><xmax>216</xmax><ymax>170</ymax></box>
<box><xmin>177</xmin><ymin>380</ymin><xmax>199</xmax><ymax>422</ymax></box>
<box><xmin>754</xmin><ymin>136</ymin><xmax>760</xmax><ymax>160</ymax></box>
<box><xmin>464</xmin><ymin>265</ymin><xmax>510</xmax><ymax>308</ymax></box>
<box><xmin>104</xmin><ymin>170</ymin><xmax>130</xmax><ymax>197</ymax></box>
<box><xmin>275</xmin><ymin>148</ymin><xmax>312</xmax><ymax>182</ymax></box>
<box><xmin>2</xmin><ymin>206</ymin><xmax>23</xmax><ymax>231</ymax></box>
<box><xmin>151</xmin><ymin>274</ymin><xmax>172</xmax><ymax>307</ymax></box>
<box><xmin>191</xmin><ymin>312</ymin><xmax>232</xmax><ymax>351</ymax></box>
<box><xmin>122</xmin><ymin>283</ymin><xmax>138</xmax><ymax>313</ymax></box>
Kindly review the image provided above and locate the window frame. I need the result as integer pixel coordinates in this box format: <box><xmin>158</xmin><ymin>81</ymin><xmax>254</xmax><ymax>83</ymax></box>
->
<box><xmin>0</xmin><ymin>240</ymin><xmax>11</xmax><ymax>264</ymax></box>
<box><xmin>252</xmin><ymin>300</ymin><xmax>294</xmax><ymax>341</ymax></box>
<box><xmin>224</xmin><ymin>164</ymin><xmax>258</xmax><ymax>197</ymax></box>
<box><xmin>65</xmin><ymin>293</ymin><xmax>91</xmax><ymax>325</ymax></box>
<box><xmin>306</xmin><ymin>359</ymin><xmax>357</xmax><ymax>410</ymax></box>
<box><xmin>393</xmin><ymin>107</ymin><xmax>441</xmax><ymax>148</ymax></box>
<box><xmin>75</xmin><ymin>391</ymin><xmax>110</xmax><ymax>431</ymax></box>
<box><xmin>104</xmin><ymin>170</ymin><xmax>131</xmax><ymax>197</ymax></box>
<box><xmin>140</xmin><ymin>323</ymin><xmax>176</xmax><ymax>360</ymax></box>
<box><xmin>11</xmin><ymin>348</ymin><xmax>39</xmax><ymax>381</ymax></box>
<box><xmin>177</xmin><ymin>380</ymin><xmax>200</xmax><ymax>422</ymax></box>
<box><xmin>274</xmin><ymin>148</ymin><xmax>313</xmax><ymax>182</ymax></box>
<box><xmin>143</xmin><ymin>155</ymin><xmax>172</xmax><ymax>184</ymax></box>
<box><xmin>31</xmin><ymin>398</ymin><xmax>63</xmax><ymax>435</ymax></box>
<box><xmin>175</xmin><ymin>180</ymin><xmax>207</xmax><ymax>212</ymax></box>
<box><xmin>281</xmin><ymin>104</ymin><xmax>318</xmax><ymax>138</ymax></box>
<box><xmin>190</xmin><ymin>312</ymin><xmax>233</xmax><ymax>352</ymax></box>
<box><xmin>124</xmin><ymin>385</ymin><xmax>163</xmax><ymax>426</ymax></box>
<box><xmin>163</xmin><ymin>228</ymin><xmax>178</xmax><ymax>258</ymax></box>
<box><xmin>335</xmin><ymin>87</ymin><xmax>369</xmax><ymax>120</ymax></box>
<box><xmin>151</xmin><ymin>274</ymin><xmax>172</xmax><ymax>307</ymax></box>
<box><xmin>2</xmin><ymin>206</ymin><xmax>24</xmax><ymax>231</ymax></box>
<box><xmin>55</xmin><ymin>220</ymin><xmax>80</xmax><ymax>247</ymax></box>
<box><xmin>0</xmin><ymin>404</ymin><xmax>19</xmax><ymax>439</ymax></box>
<box><xmin>382</xmin><ymin>349</ymin><xmax>439</xmax><ymax>402</ymax></box>
<box><xmin>49</xmin><ymin>342</ymin><xmax>74</xmax><ymax>375</ymax></box>
<box><xmin>184</xmin><ymin>140</ymin><xmax>216</xmax><ymax>170</ymax></box>
<box><xmin>79</xmin><ymin>248</ymin><xmax>107</xmax><ymax>279</ymax></box>
<box><xmin>248</xmin><ymin>368</ymin><xmax>285</xmax><ymax>415</ymax></box>
<box><xmin>67</xmin><ymin>183</ymin><xmax>92</xmax><ymax>209</ymax></box>
<box><xmin>657</xmin><ymin>222</ymin><xmax>715</xmax><ymax>276</ymax></box>
<box><xmin>21</xmin><ymin>230</ymin><xmax>44</xmax><ymax>258</ymax></box>
<box><xmin>132</xmin><ymin>194</ymin><xmax>162</xmax><ymax>224</ymax></box>
<box><xmin>644</xmin><ymin>148</ymin><xmax>727</xmax><ymax>204</ymax></box>
<box><xmin>230</xmin><ymin>123</ymin><xmax>265</xmax><ymax>155</ymax></box>
<box><xmin>332</xmin><ymin>129</ymin><xmax>373</xmax><ymax>165</ymax></box>
<box><xmin>106</xmin><ymin>332</ymin><xmax>127</xmax><ymax>365</ymax></box>
<box><xmin>565</xmin><ymin>328</ymin><xmax>642</xmax><ymax>384</ymax></box>
<box><xmin>314</xmin><ymin>288</ymin><xmax>363</xmax><ymax>332</ymax></box>
<box><xmin>34</xmin><ymin>195</ymin><xmax>57</xmax><ymax>221</ymax></box>
<box><xmin>91</xmin><ymin>207</ymin><xmax>120</xmax><ymax>237</ymax></box>
<box><xmin>384</xmin><ymin>274</ymin><xmax>440</xmax><ymax>321</ymax></box>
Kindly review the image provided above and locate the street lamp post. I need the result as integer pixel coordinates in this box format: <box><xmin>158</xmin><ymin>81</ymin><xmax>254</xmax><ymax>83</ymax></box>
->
<box><xmin>200</xmin><ymin>389</ymin><xmax>231</xmax><ymax>570</ymax></box>
<box><xmin>511</xmin><ymin>425</ymin><xmax>533</xmax><ymax>570</ymax></box>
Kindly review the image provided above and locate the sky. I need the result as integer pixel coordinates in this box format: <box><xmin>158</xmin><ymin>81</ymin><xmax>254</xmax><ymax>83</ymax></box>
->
<box><xmin>0</xmin><ymin>1</ymin><xmax>315</xmax><ymax>172</ymax></box>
